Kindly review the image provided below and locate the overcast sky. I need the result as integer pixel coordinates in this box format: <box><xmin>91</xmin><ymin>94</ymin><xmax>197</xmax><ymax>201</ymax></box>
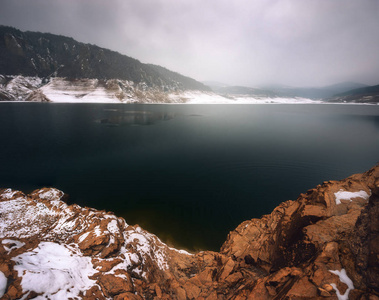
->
<box><xmin>1</xmin><ymin>0</ymin><xmax>378</xmax><ymax>87</ymax></box>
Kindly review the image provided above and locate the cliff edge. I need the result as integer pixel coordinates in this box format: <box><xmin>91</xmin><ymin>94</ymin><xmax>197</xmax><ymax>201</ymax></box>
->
<box><xmin>1</xmin><ymin>165</ymin><xmax>378</xmax><ymax>299</ymax></box>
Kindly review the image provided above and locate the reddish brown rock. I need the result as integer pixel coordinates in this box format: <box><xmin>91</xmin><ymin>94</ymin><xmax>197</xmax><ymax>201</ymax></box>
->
<box><xmin>97</xmin><ymin>273</ymin><xmax>134</xmax><ymax>297</ymax></box>
<box><xmin>0</xmin><ymin>165</ymin><xmax>379</xmax><ymax>299</ymax></box>
<box><xmin>114</xmin><ymin>292</ymin><xmax>143</xmax><ymax>300</ymax></box>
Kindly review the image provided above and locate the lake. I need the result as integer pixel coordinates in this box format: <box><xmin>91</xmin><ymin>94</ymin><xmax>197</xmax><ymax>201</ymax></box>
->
<box><xmin>0</xmin><ymin>103</ymin><xmax>378</xmax><ymax>251</ymax></box>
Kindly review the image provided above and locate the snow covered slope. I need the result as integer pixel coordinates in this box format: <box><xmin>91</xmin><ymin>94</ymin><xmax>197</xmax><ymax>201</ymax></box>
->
<box><xmin>170</xmin><ymin>90</ymin><xmax>322</xmax><ymax>104</ymax></box>
<box><xmin>0</xmin><ymin>75</ymin><xmax>44</xmax><ymax>101</ymax></box>
<box><xmin>1</xmin><ymin>75</ymin><xmax>322</xmax><ymax>104</ymax></box>
<box><xmin>0</xmin><ymin>25</ymin><xmax>210</xmax><ymax>92</ymax></box>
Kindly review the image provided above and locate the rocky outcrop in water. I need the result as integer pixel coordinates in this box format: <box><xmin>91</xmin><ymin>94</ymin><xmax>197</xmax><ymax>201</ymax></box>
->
<box><xmin>1</xmin><ymin>165</ymin><xmax>379</xmax><ymax>299</ymax></box>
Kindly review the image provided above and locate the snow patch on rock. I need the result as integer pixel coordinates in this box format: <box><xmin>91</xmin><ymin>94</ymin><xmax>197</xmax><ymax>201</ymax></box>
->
<box><xmin>0</xmin><ymin>188</ymin><xmax>18</xmax><ymax>199</ymax></box>
<box><xmin>0</xmin><ymin>75</ymin><xmax>43</xmax><ymax>101</ymax></box>
<box><xmin>123</xmin><ymin>226</ymin><xmax>169</xmax><ymax>271</ymax></box>
<box><xmin>334</xmin><ymin>190</ymin><xmax>370</xmax><ymax>205</ymax></box>
<box><xmin>0</xmin><ymin>192</ymin><xmax>58</xmax><ymax>238</ymax></box>
<box><xmin>38</xmin><ymin>188</ymin><xmax>63</xmax><ymax>201</ymax></box>
<box><xmin>12</xmin><ymin>242</ymin><xmax>98</xmax><ymax>299</ymax></box>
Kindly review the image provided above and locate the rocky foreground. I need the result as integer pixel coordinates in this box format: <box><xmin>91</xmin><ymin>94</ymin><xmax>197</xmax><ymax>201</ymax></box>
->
<box><xmin>0</xmin><ymin>166</ymin><xmax>378</xmax><ymax>299</ymax></box>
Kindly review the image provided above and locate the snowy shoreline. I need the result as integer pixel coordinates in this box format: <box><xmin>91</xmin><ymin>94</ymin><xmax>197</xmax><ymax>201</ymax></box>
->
<box><xmin>1</xmin><ymin>75</ymin><xmax>378</xmax><ymax>104</ymax></box>
<box><xmin>0</xmin><ymin>100</ymin><xmax>377</xmax><ymax>105</ymax></box>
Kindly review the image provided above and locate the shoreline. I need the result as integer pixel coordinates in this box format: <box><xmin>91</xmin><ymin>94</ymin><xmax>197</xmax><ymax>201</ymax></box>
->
<box><xmin>0</xmin><ymin>100</ymin><xmax>378</xmax><ymax>105</ymax></box>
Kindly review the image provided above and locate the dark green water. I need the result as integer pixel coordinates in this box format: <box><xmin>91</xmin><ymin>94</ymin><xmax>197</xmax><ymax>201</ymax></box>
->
<box><xmin>0</xmin><ymin>103</ymin><xmax>378</xmax><ymax>251</ymax></box>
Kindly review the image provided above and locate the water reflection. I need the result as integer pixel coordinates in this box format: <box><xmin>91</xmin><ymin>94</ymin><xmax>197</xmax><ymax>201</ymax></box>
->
<box><xmin>99</xmin><ymin>110</ymin><xmax>175</xmax><ymax>126</ymax></box>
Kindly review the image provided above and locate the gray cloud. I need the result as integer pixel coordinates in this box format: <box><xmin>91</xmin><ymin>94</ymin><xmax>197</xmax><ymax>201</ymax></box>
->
<box><xmin>1</xmin><ymin>0</ymin><xmax>378</xmax><ymax>87</ymax></box>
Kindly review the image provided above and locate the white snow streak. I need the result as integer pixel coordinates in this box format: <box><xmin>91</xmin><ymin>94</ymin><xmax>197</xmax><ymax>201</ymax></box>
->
<box><xmin>0</xmin><ymin>271</ymin><xmax>7</xmax><ymax>298</ymax></box>
<box><xmin>123</xmin><ymin>226</ymin><xmax>168</xmax><ymax>271</ymax></box>
<box><xmin>2</xmin><ymin>239</ymin><xmax>25</xmax><ymax>253</ymax></box>
<box><xmin>329</xmin><ymin>269</ymin><xmax>355</xmax><ymax>300</ymax></box>
<box><xmin>170</xmin><ymin>91</ymin><xmax>321</xmax><ymax>104</ymax></box>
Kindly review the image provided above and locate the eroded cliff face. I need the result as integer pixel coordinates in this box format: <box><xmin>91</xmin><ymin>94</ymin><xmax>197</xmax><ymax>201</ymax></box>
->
<box><xmin>1</xmin><ymin>165</ymin><xmax>378</xmax><ymax>299</ymax></box>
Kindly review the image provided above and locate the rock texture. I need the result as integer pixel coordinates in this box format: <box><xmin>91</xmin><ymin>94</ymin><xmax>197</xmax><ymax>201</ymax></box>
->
<box><xmin>0</xmin><ymin>75</ymin><xmax>44</xmax><ymax>102</ymax></box>
<box><xmin>1</xmin><ymin>165</ymin><xmax>379</xmax><ymax>299</ymax></box>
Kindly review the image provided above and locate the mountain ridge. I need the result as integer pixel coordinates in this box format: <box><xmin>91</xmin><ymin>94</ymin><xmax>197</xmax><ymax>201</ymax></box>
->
<box><xmin>205</xmin><ymin>81</ymin><xmax>374</xmax><ymax>100</ymax></box>
<box><xmin>333</xmin><ymin>84</ymin><xmax>379</xmax><ymax>97</ymax></box>
<box><xmin>326</xmin><ymin>84</ymin><xmax>379</xmax><ymax>104</ymax></box>
<box><xmin>1</xmin><ymin>25</ymin><xmax>377</xmax><ymax>104</ymax></box>
<box><xmin>0</xmin><ymin>25</ymin><xmax>210</xmax><ymax>92</ymax></box>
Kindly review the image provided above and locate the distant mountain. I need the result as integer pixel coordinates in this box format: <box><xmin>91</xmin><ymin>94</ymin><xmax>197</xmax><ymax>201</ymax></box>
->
<box><xmin>259</xmin><ymin>82</ymin><xmax>370</xmax><ymax>100</ymax></box>
<box><xmin>205</xmin><ymin>82</ymin><xmax>373</xmax><ymax>100</ymax></box>
<box><xmin>326</xmin><ymin>84</ymin><xmax>379</xmax><ymax>104</ymax></box>
<box><xmin>259</xmin><ymin>86</ymin><xmax>328</xmax><ymax>99</ymax></box>
<box><xmin>334</xmin><ymin>84</ymin><xmax>379</xmax><ymax>97</ymax></box>
<box><xmin>324</xmin><ymin>81</ymin><xmax>369</xmax><ymax>95</ymax></box>
<box><xmin>2</xmin><ymin>26</ymin><xmax>376</xmax><ymax>104</ymax></box>
<box><xmin>209</xmin><ymin>83</ymin><xmax>367</xmax><ymax>100</ymax></box>
<box><xmin>201</xmin><ymin>81</ymin><xmax>230</xmax><ymax>90</ymax></box>
<box><xmin>0</xmin><ymin>25</ymin><xmax>210</xmax><ymax>92</ymax></box>
<box><xmin>211</xmin><ymin>85</ymin><xmax>277</xmax><ymax>97</ymax></box>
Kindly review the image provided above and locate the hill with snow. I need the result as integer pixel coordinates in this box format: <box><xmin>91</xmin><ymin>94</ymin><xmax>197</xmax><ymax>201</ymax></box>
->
<box><xmin>0</xmin><ymin>25</ymin><xmax>209</xmax><ymax>92</ymax></box>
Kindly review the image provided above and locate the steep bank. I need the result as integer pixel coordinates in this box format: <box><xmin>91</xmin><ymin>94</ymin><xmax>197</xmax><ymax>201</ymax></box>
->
<box><xmin>0</xmin><ymin>165</ymin><xmax>378</xmax><ymax>299</ymax></box>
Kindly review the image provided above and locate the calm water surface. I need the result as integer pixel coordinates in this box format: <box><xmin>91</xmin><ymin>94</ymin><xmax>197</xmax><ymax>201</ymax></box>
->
<box><xmin>0</xmin><ymin>103</ymin><xmax>378</xmax><ymax>251</ymax></box>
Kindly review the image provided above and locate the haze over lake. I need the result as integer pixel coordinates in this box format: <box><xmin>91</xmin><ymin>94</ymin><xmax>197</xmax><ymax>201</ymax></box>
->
<box><xmin>1</xmin><ymin>103</ymin><xmax>378</xmax><ymax>250</ymax></box>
